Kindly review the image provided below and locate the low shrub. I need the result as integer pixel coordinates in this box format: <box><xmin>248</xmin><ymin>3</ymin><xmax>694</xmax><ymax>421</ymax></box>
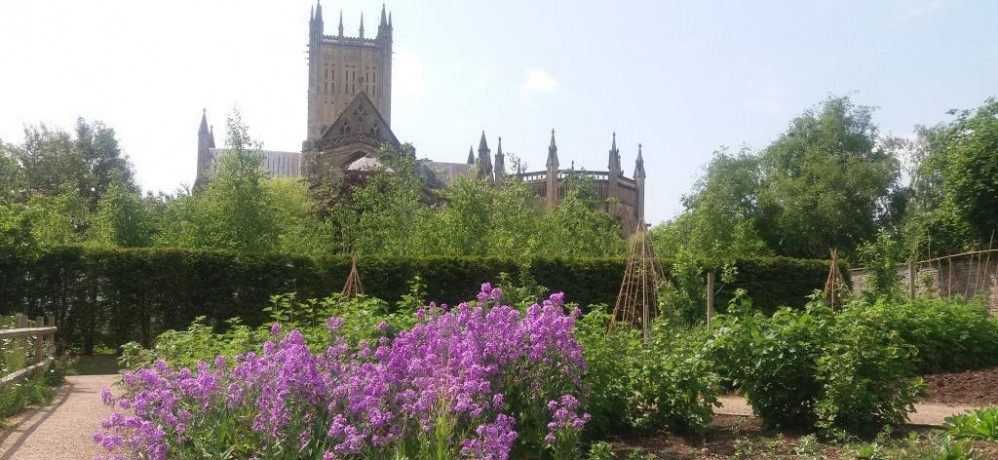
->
<box><xmin>578</xmin><ymin>310</ymin><xmax>718</xmax><ymax>437</ymax></box>
<box><xmin>815</xmin><ymin>305</ymin><xmax>925</xmax><ymax>439</ymax></box>
<box><xmin>873</xmin><ymin>296</ymin><xmax>998</xmax><ymax>374</ymax></box>
<box><xmin>707</xmin><ymin>292</ymin><xmax>924</xmax><ymax>438</ymax></box>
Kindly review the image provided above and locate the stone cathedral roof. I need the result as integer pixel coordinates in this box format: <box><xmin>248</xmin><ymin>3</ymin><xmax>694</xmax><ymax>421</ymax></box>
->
<box><xmin>206</xmin><ymin>148</ymin><xmax>301</xmax><ymax>178</ymax></box>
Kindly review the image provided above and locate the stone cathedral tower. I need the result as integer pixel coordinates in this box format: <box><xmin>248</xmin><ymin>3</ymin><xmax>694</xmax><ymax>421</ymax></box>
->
<box><xmin>306</xmin><ymin>2</ymin><xmax>393</xmax><ymax>145</ymax></box>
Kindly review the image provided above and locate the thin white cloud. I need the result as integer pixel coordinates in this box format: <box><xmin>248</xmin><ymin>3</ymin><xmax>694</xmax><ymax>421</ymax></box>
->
<box><xmin>519</xmin><ymin>70</ymin><xmax>559</xmax><ymax>93</ymax></box>
<box><xmin>394</xmin><ymin>47</ymin><xmax>425</xmax><ymax>98</ymax></box>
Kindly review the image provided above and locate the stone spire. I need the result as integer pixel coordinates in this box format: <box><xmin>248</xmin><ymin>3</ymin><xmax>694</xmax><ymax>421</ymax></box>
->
<box><xmin>634</xmin><ymin>143</ymin><xmax>646</xmax><ymax>228</ymax></box>
<box><xmin>359</xmin><ymin>12</ymin><xmax>365</xmax><ymax>38</ymax></box>
<box><xmin>546</xmin><ymin>129</ymin><xmax>559</xmax><ymax>210</ymax></box>
<box><xmin>208</xmin><ymin>125</ymin><xmax>216</xmax><ymax>148</ymax></box>
<box><xmin>312</xmin><ymin>0</ymin><xmax>323</xmax><ymax>32</ymax></box>
<box><xmin>338</xmin><ymin>10</ymin><xmax>344</xmax><ymax>36</ymax></box>
<box><xmin>546</xmin><ymin>129</ymin><xmax>559</xmax><ymax>169</ymax></box>
<box><xmin>198</xmin><ymin>108</ymin><xmax>209</xmax><ymax>135</ymax></box>
<box><xmin>494</xmin><ymin>137</ymin><xmax>506</xmax><ymax>185</ymax></box>
<box><xmin>378</xmin><ymin>4</ymin><xmax>390</xmax><ymax>38</ymax></box>
<box><xmin>477</xmin><ymin>131</ymin><xmax>493</xmax><ymax>183</ymax></box>
<box><xmin>634</xmin><ymin>143</ymin><xmax>646</xmax><ymax>178</ymax></box>
<box><xmin>608</xmin><ymin>132</ymin><xmax>620</xmax><ymax>173</ymax></box>
<box><xmin>467</xmin><ymin>146</ymin><xmax>475</xmax><ymax>165</ymax></box>
<box><xmin>196</xmin><ymin>109</ymin><xmax>213</xmax><ymax>188</ymax></box>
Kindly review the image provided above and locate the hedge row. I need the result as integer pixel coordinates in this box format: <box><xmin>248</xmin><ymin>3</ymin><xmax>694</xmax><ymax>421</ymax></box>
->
<box><xmin>0</xmin><ymin>246</ymin><xmax>843</xmax><ymax>352</ymax></box>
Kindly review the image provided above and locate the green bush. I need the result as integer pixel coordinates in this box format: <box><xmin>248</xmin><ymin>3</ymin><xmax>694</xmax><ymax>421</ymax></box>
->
<box><xmin>0</xmin><ymin>246</ymin><xmax>838</xmax><ymax>352</ymax></box>
<box><xmin>815</xmin><ymin>304</ymin><xmax>925</xmax><ymax>439</ymax></box>
<box><xmin>577</xmin><ymin>310</ymin><xmax>718</xmax><ymax>437</ymax></box>
<box><xmin>707</xmin><ymin>291</ymin><xmax>827</xmax><ymax>429</ymax></box>
<box><xmin>873</xmin><ymin>296</ymin><xmax>998</xmax><ymax>374</ymax></box>
<box><xmin>707</xmin><ymin>293</ymin><xmax>924</xmax><ymax>437</ymax></box>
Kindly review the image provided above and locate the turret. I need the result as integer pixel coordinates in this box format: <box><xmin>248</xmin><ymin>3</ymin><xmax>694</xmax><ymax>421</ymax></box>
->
<box><xmin>306</xmin><ymin>1</ymin><xmax>324</xmax><ymax>143</ymax></box>
<box><xmin>378</xmin><ymin>7</ymin><xmax>393</xmax><ymax>125</ymax></box>
<box><xmin>607</xmin><ymin>132</ymin><xmax>620</xmax><ymax>203</ymax></box>
<box><xmin>196</xmin><ymin>109</ymin><xmax>212</xmax><ymax>187</ymax></box>
<box><xmin>494</xmin><ymin>137</ymin><xmax>506</xmax><ymax>186</ymax></box>
<box><xmin>467</xmin><ymin>146</ymin><xmax>475</xmax><ymax>165</ymax></box>
<box><xmin>359</xmin><ymin>12</ymin><xmax>365</xmax><ymax>38</ymax></box>
<box><xmin>477</xmin><ymin>131</ymin><xmax>494</xmax><ymax>184</ymax></box>
<box><xmin>634</xmin><ymin>143</ymin><xmax>646</xmax><ymax>226</ymax></box>
<box><xmin>546</xmin><ymin>129</ymin><xmax>559</xmax><ymax>210</ymax></box>
<box><xmin>310</xmin><ymin>1</ymin><xmax>324</xmax><ymax>39</ymax></box>
<box><xmin>338</xmin><ymin>10</ymin><xmax>344</xmax><ymax>36</ymax></box>
<box><xmin>377</xmin><ymin>4</ymin><xmax>391</xmax><ymax>39</ymax></box>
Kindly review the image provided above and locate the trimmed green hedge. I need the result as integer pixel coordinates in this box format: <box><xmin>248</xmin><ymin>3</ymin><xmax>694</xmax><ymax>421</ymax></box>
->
<box><xmin>0</xmin><ymin>246</ymin><xmax>842</xmax><ymax>352</ymax></box>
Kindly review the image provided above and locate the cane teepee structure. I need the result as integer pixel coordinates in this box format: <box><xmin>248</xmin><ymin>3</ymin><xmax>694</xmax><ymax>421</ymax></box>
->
<box><xmin>609</xmin><ymin>224</ymin><xmax>666</xmax><ymax>341</ymax></box>
<box><xmin>824</xmin><ymin>249</ymin><xmax>846</xmax><ymax>309</ymax></box>
<box><xmin>341</xmin><ymin>256</ymin><xmax>364</xmax><ymax>299</ymax></box>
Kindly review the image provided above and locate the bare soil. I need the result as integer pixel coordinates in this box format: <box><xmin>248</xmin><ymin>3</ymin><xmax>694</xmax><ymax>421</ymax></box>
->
<box><xmin>607</xmin><ymin>414</ymin><xmax>998</xmax><ymax>459</ymax></box>
<box><xmin>923</xmin><ymin>367</ymin><xmax>998</xmax><ymax>406</ymax></box>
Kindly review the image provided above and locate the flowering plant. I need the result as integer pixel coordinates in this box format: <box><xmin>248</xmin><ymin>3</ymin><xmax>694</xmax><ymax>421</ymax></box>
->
<box><xmin>95</xmin><ymin>284</ymin><xmax>589</xmax><ymax>459</ymax></box>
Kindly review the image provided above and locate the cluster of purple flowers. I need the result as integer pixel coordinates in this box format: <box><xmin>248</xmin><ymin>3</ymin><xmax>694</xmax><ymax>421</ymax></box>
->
<box><xmin>95</xmin><ymin>284</ymin><xmax>590</xmax><ymax>459</ymax></box>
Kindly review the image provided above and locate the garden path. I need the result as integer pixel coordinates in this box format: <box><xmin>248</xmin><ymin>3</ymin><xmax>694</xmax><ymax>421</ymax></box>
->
<box><xmin>0</xmin><ymin>374</ymin><xmax>115</xmax><ymax>460</ymax></box>
<box><xmin>717</xmin><ymin>395</ymin><xmax>980</xmax><ymax>426</ymax></box>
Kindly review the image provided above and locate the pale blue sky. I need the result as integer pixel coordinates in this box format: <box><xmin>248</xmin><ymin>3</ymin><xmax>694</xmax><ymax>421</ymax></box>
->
<box><xmin>1</xmin><ymin>0</ymin><xmax>995</xmax><ymax>224</ymax></box>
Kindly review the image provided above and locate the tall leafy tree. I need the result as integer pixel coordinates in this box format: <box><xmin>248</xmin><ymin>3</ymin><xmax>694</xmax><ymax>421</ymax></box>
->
<box><xmin>942</xmin><ymin>98</ymin><xmax>998</xmax><ymax>242</ymax></box>
<box><xmin>92</xmin><ymin>173</ymin><xmax>155</xmax><ymax>247</ymax></box>
<box><xmin>0</xmin><ymin>140</ymin><xmax>24</xmax><ymax>204</ymax></box>
<box><xmin>756</xmin><ymin>96</ymin><xmax>903</xmax><ymax>258</ymax></box>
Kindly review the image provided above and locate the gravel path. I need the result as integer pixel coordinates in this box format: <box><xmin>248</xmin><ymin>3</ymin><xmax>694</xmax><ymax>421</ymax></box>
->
<box><xmin>0</xmin><ymin>374</ymin><xmax>116</xmax><ymax>460</ymax></box>
<box><xmin>717</xmin><ymin>395</ymin><xmax>980</xmax><ymax>426</ymax></box>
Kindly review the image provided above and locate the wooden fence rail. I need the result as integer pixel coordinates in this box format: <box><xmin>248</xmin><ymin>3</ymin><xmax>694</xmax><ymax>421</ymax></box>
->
<box><xmin>0</xmin><ymin>315</ymin><xmax>57</xmax><ymax>388</ymax></box>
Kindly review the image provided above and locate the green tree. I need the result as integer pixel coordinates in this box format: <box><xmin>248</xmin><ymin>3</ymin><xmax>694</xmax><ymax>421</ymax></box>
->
<box><xmin>756</xmin><ymin>96</ymin><xmax>904</xmax><ymax>258</ymax></box>
<box><xmin>941</xmin><ymin>98</ymin><xmax>998</xmax><ymax>241</ymax></box>
<box><xmin>266</xmin><ymin>177</ymin><xmax>339</xmax><ymax>256</ymax></box>
<box><xmin>343</xmin><ymin>144</ymin><xmax>426</xmax><ymax>256</ymax></box>
<box><xmin>537</xmin><ymin>187</ymin><xmax>625</xmax><ymax>257</ymax></box>
<box><xmin>155</xmin><ymin>111</ymin><xmax>278</xmax><ymax>253</ymax></box>
<box><xmin>654</xmin><ymin>147</ymin><xmax>771</xmax><ymax>262</ymax></box>
<box><xmin>92</xmin><ymin>173</ymin><xmax>155</xmax><ymax>247</ymax></box>
<box><xmin>0</xmin><ymin>140</ymin><xmax>24</xmax><ymax>204</ymax></box>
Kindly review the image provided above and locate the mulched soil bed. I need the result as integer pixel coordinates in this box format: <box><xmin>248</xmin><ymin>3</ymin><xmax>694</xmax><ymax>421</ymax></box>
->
<box><xmin>923</xmin><ymin>367</ymin><xmax>998</xmax><ymax>406</ymax></box>
<box><xmin>607</xmin><ymin>415</ymin><xmax>998</xmax><ymax>459</ymax></box>
<box><xmin>604</xmin><ymin>415</ymin><xmax>850</xmax><ymax>459</ymax></box>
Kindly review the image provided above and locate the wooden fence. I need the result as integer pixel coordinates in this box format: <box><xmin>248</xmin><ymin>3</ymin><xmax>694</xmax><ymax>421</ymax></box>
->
<box><xmin>0</xmin><ymin>315</ymin><xmax>57</xmax><ymax>388</ymax></box>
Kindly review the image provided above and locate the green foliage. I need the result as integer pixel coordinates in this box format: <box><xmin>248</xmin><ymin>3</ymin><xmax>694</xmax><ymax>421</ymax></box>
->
<box><xmin>757</xmin><ymin>96</ymin><xmax>904</xmax><ymax>258</ymax></box>
<box><xmin>707</xmin><ymin>294</ymin><xmax>924</xmax><ymax>437</ymax></box>
<box><xmin>577</xmin><ymin>310</ymin><xmax>718</xmax><ymax>437</ymax></box>
<box><xmin>856</xmin><ymin>229</ymin><xmax>905</xmax><ymax>300</ymax></box>
<box><xmin>942</xmin><ymin>98</ymin><xmax>998</xmax><ymax>241</ymax></box>
<box><xmin>92</xmin><ymin>173</ymin><xmax>155</xmax><ymax>247</ymax></box>
<box><xmin>708</xmin><ymin>292</ymin><xmax>827</xmax><ymax>429</ymax></box>
<box><xmin>815</xmin><ymin>305</ymin><xmax>925</xmax><ymax>439</ymax></box>
<box><xmin>0</xmin><ymin>245</ymin><xmax>838</xmax><ymax>351</ymax></box>
<box><xmin>873</xmin><ymin>296</ymin><xmax>998</xmax><ymax>374</ymax></box>
<box><xmin>661</xmin><ymin>96</ymin><xmax>906</xmax><ymax>260</ymax></box>
<box><xmin>585</xmin><ymin>441</ymin><xmax>616</xmax><ymax>460</ymax></box>
<box><xmin>945</xmin><ymin>408</ymin><xmax>998</xmax><ymax>442</ymax></box>
<box><xmin>893</xmin><ymin>433</ymin><xmax>980</xmax><ymax>460</ymax></box>
<box><xmin>119</xmin><ymin>293</ymin><xmax>408</xmax><ymax>371</ymax></box>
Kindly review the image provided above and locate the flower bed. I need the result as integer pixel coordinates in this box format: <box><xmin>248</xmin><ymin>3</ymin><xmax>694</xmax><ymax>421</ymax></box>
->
<box><xmin>94</xmin><ymin>284</ymin><xmax>589</xmax><ymax>459</ymax></box>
